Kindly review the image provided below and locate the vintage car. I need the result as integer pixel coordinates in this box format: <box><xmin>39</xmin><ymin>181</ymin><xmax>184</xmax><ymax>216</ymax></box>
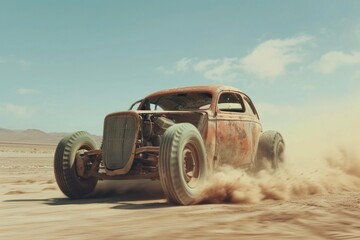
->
<box><xmin>54</xmin><ymin>85</ymin><xmax>285</xmax><ymax>205</ymax></box>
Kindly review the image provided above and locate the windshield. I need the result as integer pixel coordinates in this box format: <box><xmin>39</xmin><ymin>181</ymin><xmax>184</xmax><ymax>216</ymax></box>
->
<box><xmin>140</xmin><ymin>92</ymin><xmax>212</xmax><ymax>111</ymax></box>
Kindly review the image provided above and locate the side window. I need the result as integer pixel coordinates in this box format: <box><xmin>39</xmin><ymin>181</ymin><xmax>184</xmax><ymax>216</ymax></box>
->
<box><xmin>217</xmin><ymin>92</ymin><xmax>244</xmax><ymax>113</ymax></box>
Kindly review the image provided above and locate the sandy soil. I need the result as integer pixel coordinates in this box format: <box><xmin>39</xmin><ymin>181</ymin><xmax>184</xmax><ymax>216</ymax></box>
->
<box><xmin>1</xmin><ymin>142</ymin><xmax>360</xmax><ymax>240</ymax></box>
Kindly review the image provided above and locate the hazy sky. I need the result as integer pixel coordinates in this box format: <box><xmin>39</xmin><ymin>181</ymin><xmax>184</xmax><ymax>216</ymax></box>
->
<box><xmin>1</xmin><ymin>0</ymin><xmax>360</xmax><ymax>135</ymax></box>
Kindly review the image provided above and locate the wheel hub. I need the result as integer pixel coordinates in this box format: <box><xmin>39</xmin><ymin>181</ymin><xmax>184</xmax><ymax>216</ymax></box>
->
<box><xmin>182</xmin><ymin>142</ymin><xmax>200</xmax><ymax>187</ymax></box>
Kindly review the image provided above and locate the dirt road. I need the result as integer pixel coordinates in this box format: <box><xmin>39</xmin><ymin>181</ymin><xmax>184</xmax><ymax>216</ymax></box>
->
<box><xmin>1</xmin><ymin>143</ymin><xmax>360</xmax><ymax>240</ymax></box>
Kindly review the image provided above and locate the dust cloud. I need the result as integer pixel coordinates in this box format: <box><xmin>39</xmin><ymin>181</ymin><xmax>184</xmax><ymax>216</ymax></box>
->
<box><xmin>197</xmin><ymin>92</ymin><xmax>360</xmax><ymax>204</ymax></box>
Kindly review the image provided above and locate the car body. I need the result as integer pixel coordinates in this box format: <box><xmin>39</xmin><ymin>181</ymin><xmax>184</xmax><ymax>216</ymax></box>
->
<box><xmin>105</xmin><ymin>85</ymin><xmax>261</xmax><ymax>174</ymax></box>
<box><xmin>54</xmin><ymin>85</ymin><xmax>284</xmax><ymax>205</ymax></box>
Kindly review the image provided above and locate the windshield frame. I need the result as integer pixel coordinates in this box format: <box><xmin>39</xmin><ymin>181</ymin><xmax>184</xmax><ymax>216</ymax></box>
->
<box><xmin>137</xmin><ymin>91</ymin><xmax>213</xmax><ymax>111</ymax></box>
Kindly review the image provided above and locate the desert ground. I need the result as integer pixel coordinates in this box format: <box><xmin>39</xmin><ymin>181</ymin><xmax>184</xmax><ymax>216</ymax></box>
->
<box><xmin>1</xmin><ymin>140</ymin><xmax>360</xmax><ymax>240</ymax></box>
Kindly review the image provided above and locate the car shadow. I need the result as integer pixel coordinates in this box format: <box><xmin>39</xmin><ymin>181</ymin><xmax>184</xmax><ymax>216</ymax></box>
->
<box><xmin>3</xmin><ymin>180</ymin><xmax>180</xmax><ymax>209</ymax></box>
<box><xmin>110</xmin><ymin>201</ymin><xmax>174</xmax><ymax>210</ymax></box>
<box><xmin>3</xmin><ymin>190</ymin><xmax>175</xmax><ymax>209</ymax></box>
<box><xmin>51</xmin><ymin>191</ymin><xmax>167</xmax><ymax>205</ymax></box>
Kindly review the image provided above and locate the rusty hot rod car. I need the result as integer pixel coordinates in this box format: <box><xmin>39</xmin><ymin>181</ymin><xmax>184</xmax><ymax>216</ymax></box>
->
<box><xmin>54</xmin><ymin>85</ymin><xmax>285</xmax><ymax>205</ymax></box>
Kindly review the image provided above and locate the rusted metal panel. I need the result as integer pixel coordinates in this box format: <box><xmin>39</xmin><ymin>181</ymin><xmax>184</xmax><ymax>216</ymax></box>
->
<box><xmin>203</xmin><ymin>115</ymin><xmax>217</xmax><ymax>171</ymax></box>
<box><xmin>216</xmin><ymin>118</ymin><xmax>261</xmax><ymax>167</ymax></box>
<box><xmin>216</xmin><ymin>118</ymin><xmax>247</xmax><ymax>167</ymax></box>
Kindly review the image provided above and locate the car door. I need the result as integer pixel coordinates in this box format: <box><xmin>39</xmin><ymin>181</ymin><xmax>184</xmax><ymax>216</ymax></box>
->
<box><xmin>215</xmin><ymin>91</ymin><xmax>254</xmax><ymax>168</ymax></box>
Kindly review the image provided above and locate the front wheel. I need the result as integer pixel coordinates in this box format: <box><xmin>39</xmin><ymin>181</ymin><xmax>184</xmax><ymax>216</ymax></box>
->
<box><xmin>54</xmin><ymin>131</ymin><xmax>98</xmax><ymax>199</ymax></box>
<box><xmin>255</xmin><ymin>130</ymin><xmax>285</xmax><ymax>172</ymax></box>
<box><xmin>159</xmin><ymin>123</ymin><xmax>208</xmax><ymax>205</ymax></box>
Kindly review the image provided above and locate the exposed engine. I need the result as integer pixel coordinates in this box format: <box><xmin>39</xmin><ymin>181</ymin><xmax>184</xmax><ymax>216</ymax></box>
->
<box><xmin>140</xmin><ymin>114</ymin><xmax>175</xmax><ymax>146</ymax></box>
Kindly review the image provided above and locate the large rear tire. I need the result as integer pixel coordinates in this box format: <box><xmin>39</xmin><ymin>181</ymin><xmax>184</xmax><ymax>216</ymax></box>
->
<box><xmin>255</xmin><ymin>130</ymin><xmax>285</xmax><ymax>172</ymax></box>
<box><xmin>159</xmin><ymin>123</ymin><xmax>208</xmax><ymax>205</ymax></box>
<box><xmin>54</xmin><ymin>131</ymin><xmax>98</xmax><ymax>199</ymax></box>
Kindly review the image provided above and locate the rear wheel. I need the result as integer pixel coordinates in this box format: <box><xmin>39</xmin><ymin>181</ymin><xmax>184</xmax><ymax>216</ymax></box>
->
<box><xmin>54</xmin><ymin>131</ymin><xmax>98</xmax><ymax>199</ymax></box>
<box><xmin>159</xmin><ymin>123</ymin><xmax>208</xmax><ymax>205</ymax></box>
<box><xmin>255</xmin><ymin>130</ymin><xmax>285</xmax><ymax>172</ymax></box>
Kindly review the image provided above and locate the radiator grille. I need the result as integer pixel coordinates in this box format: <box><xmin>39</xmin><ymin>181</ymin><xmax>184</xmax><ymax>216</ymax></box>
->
<box><xmin>103</xmin><ymin>113</ymin><xmax>138</xmax><ymax>170</ymax></box>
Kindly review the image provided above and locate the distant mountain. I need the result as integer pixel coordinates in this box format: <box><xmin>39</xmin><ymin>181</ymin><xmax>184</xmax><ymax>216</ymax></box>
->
<box><xmin>0</xmin><ymin>128</ymin><xmax>102</xmax><ymax>145</ymax></box>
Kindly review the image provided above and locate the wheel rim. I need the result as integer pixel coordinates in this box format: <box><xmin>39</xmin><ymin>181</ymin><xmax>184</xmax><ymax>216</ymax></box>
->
<box><xmin>182</xmin><ymin>140</ymin><xmax>200</xmax><ymax>188</ymax></box>
<box><xmin>74</xmin><ymin>144</ymin><xmax>94</xmax><ymax>180</ymax></box>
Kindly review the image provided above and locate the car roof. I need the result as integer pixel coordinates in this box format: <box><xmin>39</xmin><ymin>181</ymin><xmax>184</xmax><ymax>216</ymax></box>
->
<box><xmin>145</xmin><ymin>85</ymin><xmax>244</xmax><ymax>98</ymax></box>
